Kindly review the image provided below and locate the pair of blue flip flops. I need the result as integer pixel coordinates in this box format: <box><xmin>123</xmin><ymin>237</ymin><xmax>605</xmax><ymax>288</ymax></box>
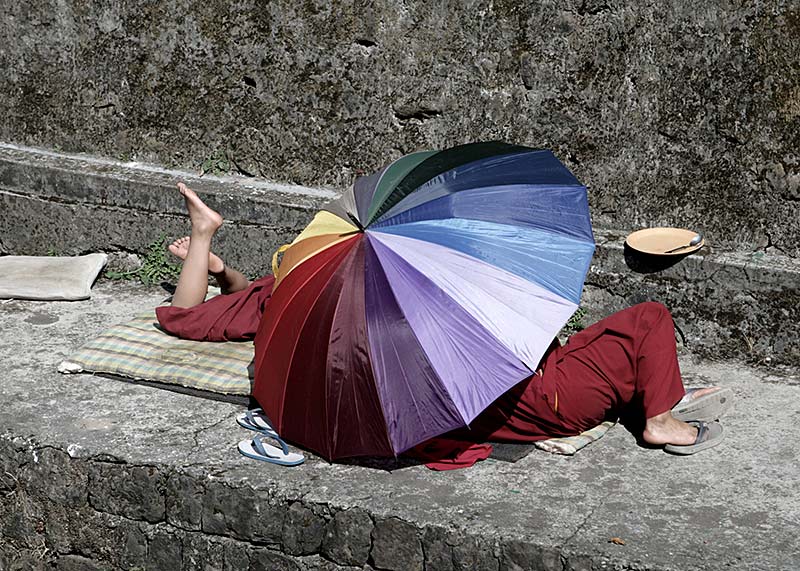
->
<box><xmin>236</xmin><ymin>408</ymin><xmax>305</xmax><ymax>467</ymax></box>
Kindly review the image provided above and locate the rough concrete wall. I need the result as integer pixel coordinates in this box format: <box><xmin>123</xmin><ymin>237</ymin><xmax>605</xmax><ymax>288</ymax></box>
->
<box><xmin>0</xmin><ymin>144</ymin><xmax>332</xmax><ymax>279</ymax></box>
<box><xmin>1</xmin><ymin>1</ymin><xmax>798</xmax><ymax>254</ymax></box>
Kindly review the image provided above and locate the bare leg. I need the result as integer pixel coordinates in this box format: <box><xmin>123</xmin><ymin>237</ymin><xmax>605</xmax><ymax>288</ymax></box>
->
<box><xmin>171</xmin><ymin>183</ymin><xmax>223</xmax><ymax>308</ymax></box>
<box><xmin>641</xmin><ymin>387</ymin><xmax>720</xmax><ymax>446</ymax></box>
<box><xmin>168</xmin><ymin>237</ymin><xmax>250</xmax><ymax>295</ymax></box>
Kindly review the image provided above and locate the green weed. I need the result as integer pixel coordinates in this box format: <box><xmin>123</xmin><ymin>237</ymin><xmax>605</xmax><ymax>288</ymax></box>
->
<box><xmin>563</xmin><ymin>307</ymin><xmax>587</xmax><ymax>335</ymax></box>
<box><xmin>106</xmin><ymin>235</ymin><xmax>181</xmax><ymax>286</ymax></box>
<box><xmin>200</xmin><ymin>150</ymin><xmax>231</xmax><ymax>176</ymax></box>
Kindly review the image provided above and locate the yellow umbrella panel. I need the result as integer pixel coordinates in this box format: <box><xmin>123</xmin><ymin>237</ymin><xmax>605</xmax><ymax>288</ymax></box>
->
<box><xmin>272</xmin><ymin>211</ymin><xmax>359</xmax><ymax>288</ymax></box>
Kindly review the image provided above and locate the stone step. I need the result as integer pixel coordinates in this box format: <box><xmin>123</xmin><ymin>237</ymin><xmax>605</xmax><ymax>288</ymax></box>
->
<box><xmin>2</xmin><ymin>142</ymin><xmax>798</xmax><ymax>367</ymax></box>
<box><xmin>0</xmin><ymin>280</ymin><xmax>798</xmax><ymax>571</ymax></box>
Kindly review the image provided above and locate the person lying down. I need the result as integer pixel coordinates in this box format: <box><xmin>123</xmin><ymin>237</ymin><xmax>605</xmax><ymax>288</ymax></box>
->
<box><xmin>156</xmin><ymin>182</ymin><xmax>732</xmax><ymax>460</ymax></box>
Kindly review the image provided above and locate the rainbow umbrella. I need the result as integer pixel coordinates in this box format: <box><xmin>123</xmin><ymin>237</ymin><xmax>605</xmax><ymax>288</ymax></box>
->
<box><xmin>252</xmin><ymin>142</ymin><xmax>595</xmax><ymax>460</ymax></box>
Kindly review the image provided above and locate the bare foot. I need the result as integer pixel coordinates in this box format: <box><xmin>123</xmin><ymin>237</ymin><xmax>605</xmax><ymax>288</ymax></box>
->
<box><xmin>168</xmin><ymin>236</ymin><xmax>225</xmax><ymax>274</ymax></box>
<box><xmin>642</xmin><ymin>412</ymin><xmax>699</xmax><ymax>447</ymax></box>
<box><xmin>178</xmin><ymin>182</ymin><xmax>223</xmax><ymax>236</ymax></box>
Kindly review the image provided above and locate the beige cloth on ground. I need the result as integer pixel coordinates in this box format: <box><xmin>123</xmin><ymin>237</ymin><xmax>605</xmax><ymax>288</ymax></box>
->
<box><xmin>0</xmin><ymin>254</ymin><xmax>107</xmax><ymax>301</ymax></box>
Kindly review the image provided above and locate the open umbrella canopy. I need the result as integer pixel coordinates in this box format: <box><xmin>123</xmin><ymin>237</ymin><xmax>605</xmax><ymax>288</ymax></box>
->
<box><xmin>253</xmin><ymin>142</ymin><xmax>595</xmax><ymax>460</ymax></box>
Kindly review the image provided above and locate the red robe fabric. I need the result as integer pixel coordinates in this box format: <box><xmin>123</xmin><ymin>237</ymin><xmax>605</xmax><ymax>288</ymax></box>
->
<box><xmin>414</xmin><ymin>301</ymin><xmax>686</xmax><ymax>469</ymax></box>
<box><xmin>469</xmin><ymin>300</ymin><xmax>686</xmax><ymax>440</ymax></box>
<box><xmin>156</xmin><ymin>275</ymin><xmax>275</xmax><ymax>342</ymax></box>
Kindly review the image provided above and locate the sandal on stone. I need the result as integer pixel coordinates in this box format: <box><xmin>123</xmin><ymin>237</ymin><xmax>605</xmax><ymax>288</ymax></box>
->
<box><xmin>236</xmin><ymin>407</ymin><xmax>278</xmax><ymax>436</ymax></box>
<box><xmin>238</xmin><ymin>433</ymin><xmax>305</xmax><ymax>466</ymax></box>
<box><xmin>672</xmin><ymin>387</ymin><xmax>733</xmax><ymax>422</ymax></box>
<box><xmin>664</xmin><ymin>420</ymin><xmax>724</xmax><ymax>455</ymax></box>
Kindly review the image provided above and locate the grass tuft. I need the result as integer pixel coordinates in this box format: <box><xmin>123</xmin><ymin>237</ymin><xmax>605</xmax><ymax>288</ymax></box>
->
<box><xmin>106</xmin><ymin>234</ymin><xmax>181</xmax><ymax>286</ymax></box>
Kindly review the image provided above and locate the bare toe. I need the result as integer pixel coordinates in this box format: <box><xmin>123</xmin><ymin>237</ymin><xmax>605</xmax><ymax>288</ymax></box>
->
<box><xmin>168</xmin><ymin>236</ymin><xmax>191</xmax><ymax>260</ymax></box>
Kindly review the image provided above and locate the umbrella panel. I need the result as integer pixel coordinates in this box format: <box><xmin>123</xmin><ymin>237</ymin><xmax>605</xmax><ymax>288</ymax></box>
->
<box><xmin>363</xmin><ymin>238</ymin><xmax>467</xmax><ymax>453</ymax></box>
<box><xmin>253</xmin><ymin>236</ymin><xmax>360</xmax><ymax>434</ymax></box>
<box><xmin>282</xmin><ymin>237</ymin><xmax>394</xmax><ymax>459</ymax></box>
<box><xmin>373</xmin><ymin>218</ymin><xmax>594</xmax><ymax>304</ymax></box>
<box><xmin>374</xmin><ymin>148</ymin><xmax>581</xmax><ymax>225</ymax></box>
<box><xmin>275</xmin><ymin>233</ymin><xmax>356</xmax><ymax>288</ymax></box>
<box><xmin>369</xmin><ymin>231</ymin><xmax>578</xmax><ymax>371</ymax></box>
<box><xmin>367</xmin><ymin>141</ymin><xmax>530</xmax><ymax>224</ymax></box>
<box><xmin>368</xmin><ymin>234</ymin><xmax>531</xmax><ymax>425</ymax></box>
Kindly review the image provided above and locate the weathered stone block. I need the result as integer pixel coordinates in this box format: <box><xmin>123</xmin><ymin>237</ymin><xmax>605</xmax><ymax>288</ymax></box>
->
<box><xmin>370</xmin><ymin>517</ymin><xmax>423</xmax><ymax>571</ymax></box>
<box><xmin>18</xmin><ymin>447</ymin><xmax>87</xmax><ymax>507</ymax></box>
<box><xmin>119</xmin><ymin>524</ymin><xmax>147</xmax><ymax>570</ymax></box>
<box><xmin>55</xmin><ymin>554</ymin><xmax>112</xmax><ymax>571</ymax></box>
<box><xmin>147</xmin><ymin>529</ymin><xmax>183</xmax><ymax>571</ymax></box>
<box><xmin>166</xmin><ymin>472</ymin><xmax>204</xmax><ymax>531</ymax></box>
<box><xmin>0</xmin><ymin>437</ymin><xmax>24</xmax><ymax>493</ymax></box>
<box><xmin>201</xmin><ymin>481</ymin><xmax>285</xmax><ymax>544</ymax></box>
<box><xmin>223</xmin><ymin>539</ymin><xmax>251</xmax><ymax>571</ymax></box>
<box><xmin>249</xmin><ymin>548</ymin><xmax>303</xmax><ymax>571</ymax></box>
<box><xmin>501</xmin><ymin>540</ymin><xmax>562</xmax><ymax>571</ymax></box>
<box><xmin>282</xmin><ymin>502</ymin><xmax>326</xmax><ymax>556</ymax></box>
<box><xmin>181</xmin><ymin>533</ymin><xmax>226</xmax><ymax>571</ymax></box>
<box><xmin>64</xmin><ymin>510</ymin><xmax>143</xmax><ymax>567</ymax></box>
<box><xmin>88</xmin><ymin>463</ymin><xmax>165</xmax><ymax>523</ymax></box>
<box><xmin>320</xmin><ymin>508</ymin><xmax>373</xmax><ymax>567</ymax></box>
<box><xmin>0</xmin><ymin>493</ymin><xmax>45</xmax><ymax>549</ymax></box>
<box><xmin>450</xmin><ymin>533</ymin><xmax>500</xmax><ymax>571</ymax></box>
<box><xmin>423</xmin><ymin>527</ymin><xmax>454</xmax><ymax>571</ymax></box>
<box><xmin>42</xmin><ymin>503</ymin><xmax>81</xmax><ymax>556</ymax></box>
<box><xmin>3</xmin><ymin>552</ymin><xmax>48</xmax><ymax>571</ymax></box>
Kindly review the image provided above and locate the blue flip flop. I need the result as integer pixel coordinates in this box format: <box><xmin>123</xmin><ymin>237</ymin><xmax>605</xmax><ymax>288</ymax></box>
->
<box><xmin>236</xmin><ymin>407</ymin><xmax>278</xmax><ymax>437</ymax></box>
<box><xmin>237</xmin><ymin>433</ymin><xmax>305</xmax><ymax>466</ymax></box>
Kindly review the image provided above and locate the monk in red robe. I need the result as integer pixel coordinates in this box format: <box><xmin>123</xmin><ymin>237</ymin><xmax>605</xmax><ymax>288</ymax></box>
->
<box><xmin>157</xmin><ymin>183</ymin><xmax>730</xmax><ymax>458</ymax></box>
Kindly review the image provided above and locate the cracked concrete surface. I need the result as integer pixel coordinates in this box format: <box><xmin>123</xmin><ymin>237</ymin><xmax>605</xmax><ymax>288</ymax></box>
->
<box><xmin>1</xmin><ymin>280</ymin><xmax>799</xmax><ymax>570</ymax></box>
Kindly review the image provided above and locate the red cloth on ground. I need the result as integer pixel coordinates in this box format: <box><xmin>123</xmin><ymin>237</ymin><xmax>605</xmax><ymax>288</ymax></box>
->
<box><xmin>407</xmin><ymin>438</ymin><xmax>493</xmax><ymax>471</ymax></box>
<box><xmin>155</xmin><ymin>275</ymin><xmax>275</xmax><ymax>341</ymax></box>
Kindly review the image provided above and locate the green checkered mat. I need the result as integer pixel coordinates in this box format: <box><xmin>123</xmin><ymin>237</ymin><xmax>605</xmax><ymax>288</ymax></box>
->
<box><xmin>58</xmin><ymin>310</ymin><xmax>254</xmax><ymax>396</ymax></box>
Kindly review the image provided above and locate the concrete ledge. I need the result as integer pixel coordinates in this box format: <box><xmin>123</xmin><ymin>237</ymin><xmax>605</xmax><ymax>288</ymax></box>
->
<box><xmin>1</xmin><ymin>281</ymin><xmax>798</xmax><ymax>570</ymax></box>
<box><xmin>584</xmin><ymin>230</ymin><xmax>800</xmax><ymax>367</ymax></box>
<box><xmin>1</xmin><ymin>143</ymin><xmax>799</xmax><ymax>366</ymax></box>
<box><xmin>0</xmin><ymin>143</ymin><xmax>335</xmax><ymax>278</ymax></box>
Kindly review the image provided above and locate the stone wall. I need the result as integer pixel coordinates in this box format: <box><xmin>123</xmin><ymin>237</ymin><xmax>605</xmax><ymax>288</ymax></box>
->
<box><xmin>0</xmin><ymin>434</ymin><xmax>587</xmax><ymax>571</ymax></box>
<box><xmin>1</xmin><ymin>1</ymin><xmax>798</xmax><ymax>255</ymax></box>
